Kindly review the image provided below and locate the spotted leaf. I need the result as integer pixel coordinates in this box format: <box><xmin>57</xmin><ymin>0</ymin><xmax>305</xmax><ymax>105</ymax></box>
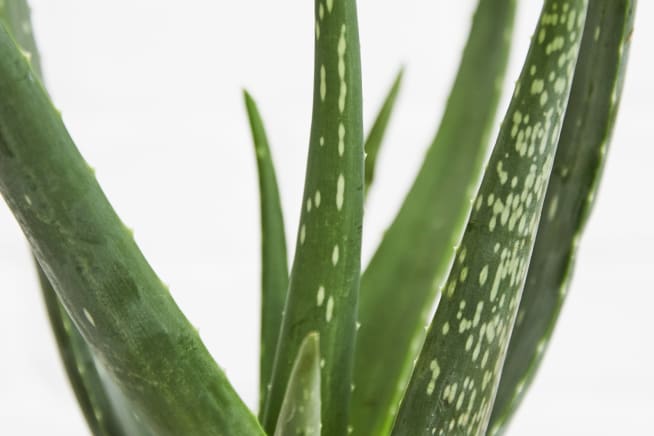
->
<box><xmin>489</xmin><ymin>1</ymin><xmax>637</xmax><ymax>433</ymax></box>
<box><xmin>390</xmin><ymin>1</ymin><xmax>588</xmax><ymax>434</ymax></box>
<box><xmin>260</xmin><ymin>1</ymin><xmax>364</xmax><ymax>435</ymax></box>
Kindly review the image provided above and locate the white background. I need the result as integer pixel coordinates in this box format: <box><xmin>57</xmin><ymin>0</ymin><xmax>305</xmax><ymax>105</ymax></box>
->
<box><xmin>1</xmin><ymin>1</ymin><xmax>652</xmax><ymax>435</ymax></box>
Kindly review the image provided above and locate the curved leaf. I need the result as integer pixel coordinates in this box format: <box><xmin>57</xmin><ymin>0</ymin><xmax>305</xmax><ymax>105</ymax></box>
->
<box><xmin>0</xmin><ymin>23</ymin><xmax>264</xmax><ymax>436</ymax></box>
<box><xmin>489</xmin><ymin>1</ymin><xmax>637</xmax><ymax>433</ymax></box>
<box><xmin>243</xmin><ymin>90</ymin><xmax>289</xmax><ymax>415</ymax></box>
<box><xmin>390</xmin><ymin>1</ymin><xmax>588</xmax><ymax>434</ymax></box>
<box><xmin>261</xmin><ymin>1</ymin><xmax>364</xmax><ymax>434</ymax></box>
<box><xmin>351</xmin><ymin>1</ymin><xmax>516</xmax><ymax>434</ymax></box>
<box><xmin>1</xmin><ymin>3</ymin><xmax>143</xmax><ymax>434</ymax></box>
<box><xmin>0</xmin><ymin>0</ymin><xmax>42</xmax><ymax>76</ymax></box>
<box><xmin>38</xmin><ymin>265</ymin><xmax>133</xmax><ymax>436</ymax></box>
<box><xmin>274</xmin><ymin>332</ymin><xmax>321</xmax><ymax>436</ymax></box>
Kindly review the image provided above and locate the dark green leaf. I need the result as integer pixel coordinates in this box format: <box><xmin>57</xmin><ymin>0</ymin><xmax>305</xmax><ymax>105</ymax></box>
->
<box><xmin>38</xmin><ymin>265</ymin><xmax>137</xmax><ymax>436</ymax></box>
<box><xmin>0</xmin><ymin>22</ymin><xmax>264</xmax><ymax>436</ymax></box>
<box><xmin>489</xmin><ymin>1</ymin><xmax>636</xmax><ymax>433</ymax></box>
<box><xmin>1</xmin><ymin>3</ymin><xmax>144</xmax><ymax>434</ymax></box>
<box><xmin>390</xmin><ymin>1</ymin><xmax>588</xmax><ymax>434</ymax></box>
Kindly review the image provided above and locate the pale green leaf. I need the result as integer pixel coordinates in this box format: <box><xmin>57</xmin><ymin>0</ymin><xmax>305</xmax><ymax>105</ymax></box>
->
<box><xmin>274</xmin><ymin>332</ymin><xmax>321</xmax><ymax>436</ymax></box>
<box><xmin>351</xmin><ymin>1</ymin><xmax>516</xmax><ymax>434</ymax></box>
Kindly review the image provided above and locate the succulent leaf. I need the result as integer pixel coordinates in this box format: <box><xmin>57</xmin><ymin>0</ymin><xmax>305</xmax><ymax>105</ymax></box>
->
<box><xmin>389</xmin><ymin>1</ymin><xmax>588</xmax><ymax>434</ymax></box>
<box><xmin>0</xmin><ymin>22</ymin><xmax>264</xmax><ymax>436</ymax></box>
<box><xmin>38</xmin><ymin>266</ymin><xmax>135</xmax><ymax>436</ymax></box>
<box><xmin>274</xmin><ymin>332</ymin><xmax>321</xmax><ymax>436</ymax></box>
<box><xmin>1</xmin><ymin>3</ymin><xmax>144</xmax><ymax>435</ymax></box>
<box><xmin>0</xmin><ymin>0</ymin><xmax>42</xmax><ymax>76</ymax></box>
<box><xmin>261</xmin><ymin>1</ymin><xmax>364</xmax><ymax>434</ymax></box>
<box><xmin>489</xmin><ymin>1</ymin><xmax>637</xmax><ymax>433</ymax></box>
<box><xmin>364</xmin><ymin>68</ymin><xmax>403</xmax><ymax>196</ymax></box>
<box><xmin>243</xmin><ymin>90</ymin><xmax>290</xmax><ymax>415</ymax></box>
<box><xmin>351</xmin><ymin>1</ymin><xmax>516</xmax><ymax>434</ymax></box>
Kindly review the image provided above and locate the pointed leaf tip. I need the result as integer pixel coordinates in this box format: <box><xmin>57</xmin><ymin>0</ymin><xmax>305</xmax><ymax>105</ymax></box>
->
<box><xmin>274</xmin><ymin>333</ymin><xmax>322</xmax><ymax>436</ymax></box>
<box><xmin>364</xmin><ymin>66</ymin><xmax>404</xmax><ymax>195</ymax></box>
<box><xmin>242</xmin><ymin>89</ymin><xmax>289</xmax><ymax>416</ymax></box>
<box><xmin>391</xmin><ymin>0</ymin><xmax>588</xmax><ymax>434</ymax></box>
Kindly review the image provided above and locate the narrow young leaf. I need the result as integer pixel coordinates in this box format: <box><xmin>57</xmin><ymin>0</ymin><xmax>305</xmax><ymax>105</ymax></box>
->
<box><xmin>243</xmin><ymin>90</ymin><xmax>290</xmax><ymax>415</ymax></box>
<box><xmin>1</xmin><ymin>4</ymin><xmax>142</xmax><ymax>435</ymax></box>
<box><xmin>489</xmin><ymin>1</ymin><xmax>636</xmax><ymax>433</ymax></box>
<box><xmin>390</xmin><ymin>1</ymin><xmax>588</xmax><ymax>434</ymax></box>
<box><xmin>364</xmin><ymin>68</ymin><xmax>403</xmax><ymax>195</ymax></box>
<box><xmin>261</xmin><ymin>1</ymin><xmax>364</xmax><ymax>434</ymax></box>
<box><xmin>274</xmin><ymin>332</ymin><xmax>321</xmax><ymax>436</ymax></box>
<box><xmin>351</xmin><ymin>1</ymin><xmax>516</xmax><ymax>434</ymax></box>
<box><xmin>0</xmin><ymin>24</ymin><xmax>264</xmax><ymax>436</ymax></box>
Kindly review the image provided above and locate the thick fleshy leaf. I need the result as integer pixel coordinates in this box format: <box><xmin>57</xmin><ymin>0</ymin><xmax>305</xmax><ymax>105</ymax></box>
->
<box><xmin>0</xmin><ymin>23</ymin><xmax>264</xmax><ymax>436</ymax></box>
<box><xmin>390</xmin><ymin>1</ymin><xmax>588</xmax><ymax>435</ymax></box>
<box><xmin>364</xmin><ymin>68</ymin><xmax>403</xmax><ymax>196</ymax></box>
<box><xmin>243</xmin><ymin>90</ymin><xmax>289</xmax><ymax>415</ymax></box>
<box><xmin>0</xmin><ymin>0</ymin><xmax>42</xmax><ymax>75</ymax></box>
<box><xmin>1</xmin><ymin>3</ymin><xmax>144</xmax><ymax>435</ymax></box>
<box><xmin>38</xmin><ymin>266</ymin><xmax>135</xmax><ymax>436</ymax></box>
<box><xmin>274</xmin><ymin>332</ymin><xmax>321</xmax><ymax>436</ymax></box>
<box><xmin>261</xmin><ymin>1</ymin><xmax>364</xmax><ymax>434</ymax></box>
<box><xmin>489</xmin><ymin>1</ymin><xmax>637</xmax><ymax>433</ymax></box>
<box><xmin>351</xmin><ymin>1</ymin><xmax>516</xmax><ymax>434</ymax></box>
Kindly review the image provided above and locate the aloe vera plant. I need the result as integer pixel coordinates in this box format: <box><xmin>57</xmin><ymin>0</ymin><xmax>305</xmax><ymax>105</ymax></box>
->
<box><xmin>0</xmin><ymin>0</ymin><xmax>637</xmax><ymax>435</ymax></box>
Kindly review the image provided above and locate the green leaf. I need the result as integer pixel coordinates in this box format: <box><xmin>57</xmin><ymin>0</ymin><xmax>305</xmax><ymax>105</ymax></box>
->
<box><xmin>1</xmin><ymin>3</ymin><xmax>144</xmax><ymax>435</ymax></box>
<box><xmin>489</xmin><ymin>1</ymin><xmax>636</xmax><ymax>433</ymax></box>
<box><xmin>38</xmin><ymin>265</ymin><xmax>135</xmax><ymax>436</ymax></box>
<box><xmin>351</xmin><ymin>1</ymin><xmax>516</xmax><ymax>434</ymax></box>
<box><xmin>243</xmin><ymin>90</ymin><xmax>290</xmax><ymax>415</ymax></box>
<box><xmin>0</xmin><ymin>23</ymin><xmax>264</xmax><ymax>436</ymax></box>
<box><xmin>0</xmin><ymin>0</ymin><xmax>42</xmax><ymax>78</ymax></box>
<box><xmin>274</xmin><ymin>332</ymin><xmax>321</xmax><ymax>436</ymax></box>
<box><xmin>42</xmin><ymin>264</ymin><xmax>156</xmax><ymax>436</ymax></box>
<box><xmin>260</xmin><ymin>1</ymin><xmax>364</xmax><ymax>434</ymax></box>
<box><xmin>364</xmin><ymin>67</ymin><xmax>403</xmax><ymax>196</ymax></box>
<box><xmin>390</xmin><ymin>1</ymin><xmax>588</xmax><ymax>434</ymax></box>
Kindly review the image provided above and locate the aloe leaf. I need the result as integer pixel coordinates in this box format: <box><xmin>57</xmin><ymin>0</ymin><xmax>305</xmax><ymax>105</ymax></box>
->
<box><xmin>38</xmin><ymin>267</ymin><xmax>133</xmax><ymax>436</ymax></box>
<box><xmin>274</xmin><ymin>332</ymin><xmax>321</xmax><ymax>436</ymax></box>
<box><xmin>488</xmin><ymin>1</ymin><xmax>636</xmax><ymax>434</ymax></box>
<box><xmin>0</xmin><ymin>0</ymin><xmax>42</xmax><ymax>77</ymax></box>
<box><xmin>364</xmin><ymin>68</ymin><xmax>403</xmax><ymax>195</ymax></box>
<box><xmin>243</xmin><ymin>90</ymin><xmax>290</xmax><ymax>415</ymax></box>
<box><xmin>0</xmin><ymin>23</ymin><xmax>264</xmax><ymax>436</ymax></box>
<box><xmin>351</xmin><ymin>1</ymin><xmax>516</xmax><ymax>434</ymax></box>
<box><xmin>1</xmin><ymin>3</ymin><xmax>142</xmax><ymax>435</ymax></box>
<box><xmin>261</xmin><ymin>1</ymin><xmax>364</xmax><ymax>434</ymax></box>
<box><xmin>41</xmin><ymin>264</ymin><xmax>155</xmax><ymax>436</ymax></box>
<box><xmin>390</xmin><ymin>1</ymin><xmax>588</xmax><ymax>434</ymax></box>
